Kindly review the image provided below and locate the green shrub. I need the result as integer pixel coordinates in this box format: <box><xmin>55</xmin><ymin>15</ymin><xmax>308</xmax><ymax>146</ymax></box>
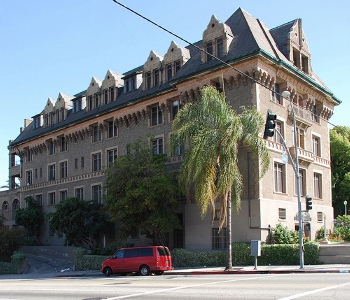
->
<box><xmin>0</xmin><ymin>253</ymin><xmax>28</xmax><ymax>274</ymax></box>
<box><xmin>0</xmin><ymin>227</ymin><xmax>28</xmax><ymax>262</ymax></box>
<box><xmin>73</xmin><ymin>248</ymin><xmax>108</xmax><ymax>271</ymax></box>
<box><xmin>73</xmin><ymin>242</ymin><xmax>320</xmax><ymax>270</ymax></box>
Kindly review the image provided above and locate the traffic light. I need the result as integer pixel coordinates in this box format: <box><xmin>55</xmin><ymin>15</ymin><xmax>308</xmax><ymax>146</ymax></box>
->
<box><xmin>306</xmin><ymin>195</ymin><xmax>312</xmax><ymax>211</ymax></box>
<box><xmin>263</xmin><ymin>109</ymin><xmax>277</xmax><ymax>139</ymax></box>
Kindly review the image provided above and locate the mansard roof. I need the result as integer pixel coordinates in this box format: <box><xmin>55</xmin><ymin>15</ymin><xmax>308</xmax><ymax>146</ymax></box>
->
<box><xmin>10</xmin><ymin>7</ymin><xmax>340</xmax><ymax>146</ymax></box>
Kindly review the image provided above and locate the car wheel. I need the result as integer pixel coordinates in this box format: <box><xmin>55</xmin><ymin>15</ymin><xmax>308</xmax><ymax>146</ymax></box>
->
<box><xmin>104</xmin><ymin>267</ymin><xmax>113</xmax><ymax>277</ymax></box>
<box><xmin>155</xmin><ymin>271</ymin><xmax>164</xmax><ymax>275</ymax></box>
<box><xmin>139</xmin><ymin>265</ymin><xmax>150</xmax><ymax>276</ymax></box>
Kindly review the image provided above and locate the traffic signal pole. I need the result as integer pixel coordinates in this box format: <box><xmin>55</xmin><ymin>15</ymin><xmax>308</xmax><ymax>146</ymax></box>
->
<box><xmin>271</xmin><ymin>90</ymin><xmax>304</xmax><ymax>269</ymax></box>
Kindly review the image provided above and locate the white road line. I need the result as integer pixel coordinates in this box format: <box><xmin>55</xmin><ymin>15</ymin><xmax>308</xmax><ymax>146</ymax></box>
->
<box><xmin>103</xmin><ymin>274</ymin><xmax>282</xmax><ymax>300</ymax></box>
<box><xmin>277</xmin><ymin>281</ymin><xmax>350</xmax><ymax>300</ymax></box>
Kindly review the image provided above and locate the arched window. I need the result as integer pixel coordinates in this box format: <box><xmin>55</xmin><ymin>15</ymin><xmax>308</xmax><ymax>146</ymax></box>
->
<box><xmin>13</xmin><ymin>199</ymin><xmax>20</xmax><ymax>210</ymax></box>
<box><xmin>2</xmin><ymin>201</ymin><xmax>9</xmax><ymax>211</ymax></box>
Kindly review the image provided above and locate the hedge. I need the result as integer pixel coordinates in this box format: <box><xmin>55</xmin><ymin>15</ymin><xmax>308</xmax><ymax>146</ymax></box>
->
<box><xmin>73</xmin><ymin>242</ymin><xmax>320</xmax><ymax>271</ymax></box>
<box><xmin>0</xmin><ymin>254</ymin><xmax>28</xmax><ymax>274</ymax></box>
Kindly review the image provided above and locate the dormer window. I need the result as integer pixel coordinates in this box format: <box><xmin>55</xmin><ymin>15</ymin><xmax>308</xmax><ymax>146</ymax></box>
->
<box><xmin>73</xmin><ymin>99</ymin><xmax>82</xmax><ymax>113</ymax></box>
<box><xmin>206</xmin><ymin>42</ymin><xmax>213</xmax><ymax>61</ymax></box>
<box><xmin>166</xmin><ymin>64</ymin><xmax>172</xmax><ymax>81</ymax></box>
<box><xmin>145</xmin><ymin>72</ymin><xmax>151</xmax><ymax>89</ymax></box>
<box><xmin>154</xmin><ymin>69</ymin><xmax>159</xmax><ymax>86</ymax></box>
<box><xmin>88</xmin><ymin>95</ymin><xmax>93</xmax><ymax>110</ymax></box>
<box><xmin>110</xmin><ymin>87</ymin><xmax>115</xmax><ymax>102</ymax></box>
<box><xmin>103</xmin><ymin>89</ymin><xmax>108</xmax><ymax>105</ymax></box>
<box><xmin>94</xmin><ymin>93</ymin><xmax>99</xmax><ymax>108</ymax></box>
<box><xmin>216</xmin><ymin>38</ymin><xmax>223</xmax><ymax>58</ymax></box>
<box><xmin>174</xmin><ymin>60</ymin><xmax>181</xmax><ymax>74</ymax></box>
<box><xmin>301</xmin><ymin>54</ymin><xmax>309</xmax><ymax>73</ymax></box>
<box><xmin>33</xmin><ymin>115</ymin><xmax>43</xmax><ymax>129</ymax></box>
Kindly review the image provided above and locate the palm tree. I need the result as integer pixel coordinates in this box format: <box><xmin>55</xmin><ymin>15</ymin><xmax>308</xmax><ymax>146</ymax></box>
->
<box><xmin>171</xmin><ymin>85</ymin><xmax>270</xmax><ymax>270</ymax></box>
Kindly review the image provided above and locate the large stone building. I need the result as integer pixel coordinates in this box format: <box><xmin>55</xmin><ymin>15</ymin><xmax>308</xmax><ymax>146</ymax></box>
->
<box><xmin>2</xmin><ymin>8</ymin><xmax>340</xmax><ymax>250</ymax></box>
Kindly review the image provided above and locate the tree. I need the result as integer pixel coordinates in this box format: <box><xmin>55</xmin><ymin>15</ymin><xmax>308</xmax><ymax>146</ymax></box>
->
<box><xmin>171</xmin><ymin>85</ymin><xmax>270</xmax><ymax>270</ymax></box>
<box><xmin>330</xmin><ymin>126</ymin><xmax>350</xmax><ymax>215</ymax></box>
<box><xmin>15</xmin><ymin>196</ymin><xmax>44</xmax><ymax>238</ymax></box>
<box><xmin>0</xmin><ymin>226</ymin><xmax>27</xmax><ymax>262</ymax></box>
<box><xmin>47</xmin><ymin>197</ymin><xmax>110</xmax><ymax>249</ymax></box>
<box><xmin>103</xmin><ymin>140</ymin><xmax>180</xmax><ymax>246</ymax></box>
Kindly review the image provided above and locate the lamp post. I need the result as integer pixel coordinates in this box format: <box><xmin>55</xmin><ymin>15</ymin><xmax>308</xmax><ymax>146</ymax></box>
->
<box><xmin>344</xmin><ymin>201</ymin><xmax>347</xmax><ymax>216</ymax></box>
<box><xmin>281</xmin><ymin>90</ymin><xmax>304</xmax><ymax>269</ymax></box>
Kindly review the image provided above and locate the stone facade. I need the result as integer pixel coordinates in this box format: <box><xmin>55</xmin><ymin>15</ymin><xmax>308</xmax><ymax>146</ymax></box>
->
<box><xmin>2</xmin><ymin>8</ymin><xmax>340</xmax><ymax>250</ymax></box>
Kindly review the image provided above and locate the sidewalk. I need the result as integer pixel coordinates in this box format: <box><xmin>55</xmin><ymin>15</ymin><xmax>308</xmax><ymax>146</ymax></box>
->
<box><xmin>55</xmin><ymin>264</ymin><xmax>350</xmax><ymax>277</ymax></box>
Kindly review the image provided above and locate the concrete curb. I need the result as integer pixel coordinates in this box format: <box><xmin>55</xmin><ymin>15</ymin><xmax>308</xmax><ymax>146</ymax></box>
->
<box><xmin>54</xmin><ymin>267</ymin><xmax>350</xmax><ymax>277</ymax></box>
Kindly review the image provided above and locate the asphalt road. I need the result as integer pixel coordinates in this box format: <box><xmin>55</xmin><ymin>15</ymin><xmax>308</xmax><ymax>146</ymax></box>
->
<box><xmin>1</xmin><ymin>273</ymin><xmax>350</xmax><ymax>300</ymax></box>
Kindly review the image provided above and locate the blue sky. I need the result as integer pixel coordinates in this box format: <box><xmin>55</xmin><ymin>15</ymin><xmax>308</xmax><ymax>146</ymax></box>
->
<box><xmin>0</xmin><ymin>0</ymin><xmax>349</xmax><ymax>188</ymax></box>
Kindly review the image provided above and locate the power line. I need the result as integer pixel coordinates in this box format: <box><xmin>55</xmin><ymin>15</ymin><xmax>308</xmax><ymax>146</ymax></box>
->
<box><xmin>111</xmin><ymin>0</ymin><xmax>336</xmax><ymax>127</ymax></box>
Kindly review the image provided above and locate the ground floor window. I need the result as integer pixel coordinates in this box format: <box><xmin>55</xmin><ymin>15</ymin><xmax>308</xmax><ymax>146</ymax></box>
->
<box><xmin>212</xmin><ymin>227</ymin><xmax>227</xmax><ymax>250</ymax></box>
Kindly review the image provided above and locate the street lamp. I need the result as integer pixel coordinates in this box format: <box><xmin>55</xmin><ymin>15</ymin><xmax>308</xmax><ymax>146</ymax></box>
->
<box><xmin>344</xmin><ymin>201</ymin><xmax>347</xmax><ymax>216</ymax></box>
<box><xmin>281</xmin><ymin>90</ymin><xmax>304</xmax><ymax>269</ymax></box>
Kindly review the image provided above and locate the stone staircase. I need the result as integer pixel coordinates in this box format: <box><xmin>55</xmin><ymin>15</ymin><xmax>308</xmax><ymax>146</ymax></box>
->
<box><xmin>319</xmin><ymin>243</ymin><xmax>350</xmax><ymax>264</ymax></box>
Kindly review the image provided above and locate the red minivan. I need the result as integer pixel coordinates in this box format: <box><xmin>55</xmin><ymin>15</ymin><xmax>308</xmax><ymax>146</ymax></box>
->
<box><xmin>101</xmin><ymin>246</ymin><xmax>173</xmax><ymax>276</ymax></box>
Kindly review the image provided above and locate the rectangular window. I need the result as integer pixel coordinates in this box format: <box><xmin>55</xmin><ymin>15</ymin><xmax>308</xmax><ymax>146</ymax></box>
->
<box><xmin>314</xmin><ymin>172</ymin><xmax>322</xmax><ymax>199</ymax></box>
<box><xmin>103</xmin><ymin>89</ymin><xmax>108</xmax><ymax>104</ymax></box>
<box><xmin>174</xmin><ymin>60</ymin><xmax>181</xmax><ymax>74</ymax></box>
<box><xmin>48</xmin><ymin>192</ymin><xmax>55</xmax><ymax>205</ymax></box>
<box><xmin>75</xmin><ymin>158</ymin><xmax>78</xmax><ymax>169</ymax></box>
<box><xmin>295</xmin><ymin>169</ymin><xmax>306</xmax><ymax>197</ymax></box>
<box><xmin>171</xmin><ymin>100</ymin><xmax>181</xmax><ymax>121</ymax></box>
<box><xmin>88</xmin><ymin>95</ymin><xmax>93</xmax><ymax>110</ymax></box>
<box><xmin>216</xmin><ymin>37</ymin><xmax>223</xmax><ymax>57</ymax></box>
<box><xmin>151</xmin><ymin>106</ymin><xmax>163</xmax><ymax>126</ymax></box>
<box><xmin>94</xmin><ymin>93</ymin><xmax>99</xmax><ymax>108</ymax></box>
<box><xmin>35</xmin><ymin>194</ymin><xmax>43</xmax><ymax>206</ymax></box>
<box><xmin>92</xmin><ymin>125</ymin><xmax>102</xmax><ymax>143</ymax></box>
<box><xmin>278</xmin><ymin>208</ymin><xmax>286</xmax><ymax>220</ymax></box>
<box><xmin>56</xmin><ymin>109</ymin><xmax>60</xmax><ymax>123</ymax></box>
<box><xmin>312</xmin><ymin>135</ymin><xmax>321</xmax><ymax>156</ymax></box>
<box><xmin>26</xmin><ymin>170</ymin><xmax>32</xmax><ymax>185</ymax></box>
<box><xmin>171</xmin><ymin>134</ymin><xmax>185</xmax><ymax>156</ymax></box>
<box><xmin>296</xmin><ymin>128</ymin><xmax>305</xmax><ymax>149</ymax></box>
<box><xmin>60</xmin><ymin>190</ymin><xmax>67</xmax><ymax>202</ymax></box>
<box><xmin>274</xmin><ymin>162</ymin><xmax>285</xmax><ymax>193</ymax></box>
<box><xmin>73</xmin><ymin>99</ymin><xmax>82</xmax><ymax>112</ymax></box>
<box><xmin>154</xmin><ymin>69</ymin><xmax>159</xmax><ymax>86</ymax></box>
<box><xmin>110</xmin><ymin>87</ymin><xmax>115</xmax><ymax>102</ymax></box>
<box><xmin>212</xmin><ymin>227</ymin><xmax>227</xmax><ymax>250</ymax></box>
<box><xmin>40</xmin><ymin>167</ymin><xmax>42</xmax><ymax>178</ymax></box>
<box><xmin>312</xmin><ymin>104</ymin><xmax>319</xmax><ymax>123</ymax></box>
<box><xmin>166</xmin><ymin>64</ymin><xmax>172</xmax><ymax>81</ymax></box>
<box><xmin>48</xmin><ymin>164</ymin><xmax>55</xmax><ymax>181</ymax></box>
<box><xmin>317</xmin><ymin>212</ymin><xmax>323</xmax><ymax>222</ymax></box>
<box><xmin>48</xmin><ymin>140</ymin><xmax>56</xmax><ymax>155</ymax></box>
<box><xmin>152</xmin><ymin>138</ymin><xmax>163</xmax><ymax>155</ymax></box>
<box><xmin>271</xmin><ymin>83</ymin><xmax>281</xmax><ymax>104</ymax></box>
<box><xmin>81</xmin><ymin>156</ymin><xmax>84</xmax><ymax>168</ymax></box>
<box><xmin>92</xmin><ymin>185</ymin><xmax>102</xmax><ymax>204</ymax></box>
<box><xmin>206</xmin><ymin>42</ymin><xmax>213</xmax><ymax>61</ymax></box>
<box><xmin>27</xmin><ymin>149</ymin><xmax>33</xmax><ymax>162</ymax></box>
<box><xmin>60</xmin><ymin>161</ymin><xmax>68</xmax><ymax>179</ymax></box>
<box><xmin>75</xmin><ymin>188</ymin><xmax>83</xmax><ymax>200</ymax></box>
<box><xmin>145</xmin><ymin>72</ymin><xmax>151</xmax><ymax>89</ymax></box>
<box><xmin>107</xmin><ymin>148</ymin><xmax>118</xmax><ymax>163</ymax></box>
<box><xmin>273</xmin><ymin>121</ymin><xmax>283</xmax><ymax>143</ymax></box>
<box><xmin>35</xmin><ymin>168</ymin><xmax>38</xmax><ymax>179</ymax></box>
<box><xmin>61</xmin><ymin>136</ymin><xmax>67</xmax><ymax>152</ymax></box>
<box><xmin>92</xmin><ymin>153</ymin><xmax>102</xmax><ymax>172</ymax></box>
<box><xmin>108</xmin><ymin>121</ymin><xmax>117</xmax><ymax>138</ymax></box>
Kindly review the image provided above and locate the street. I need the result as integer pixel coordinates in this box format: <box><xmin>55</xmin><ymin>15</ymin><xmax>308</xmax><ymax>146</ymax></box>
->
<box><xmin>1</xmin><ymin>273</ymin><xmax>350</xmax><ymax>300</ymax></box>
